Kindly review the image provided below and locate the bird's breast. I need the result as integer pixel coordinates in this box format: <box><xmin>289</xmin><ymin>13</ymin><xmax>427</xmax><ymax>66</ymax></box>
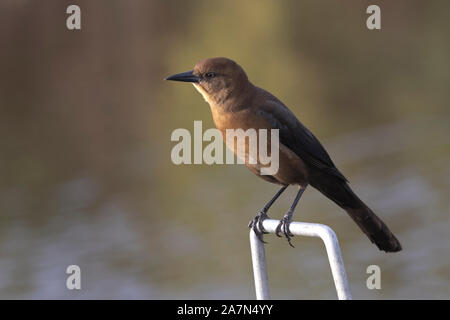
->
<box><xmin>208</xmin><ymin>105</ymin><xmax>309</xmax><ymax>186</ymax></box>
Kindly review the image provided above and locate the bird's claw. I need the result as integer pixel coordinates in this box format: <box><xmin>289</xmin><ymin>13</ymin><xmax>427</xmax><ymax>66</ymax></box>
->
<box><xmin>275</xmin><ymin>214</ymin><xmax>295</xmax><ymax>247</ymax></box>
<box><xmin>248</xmin><ymin>211</ymin><xmax>269</xmax><ymax>243</ymax></box>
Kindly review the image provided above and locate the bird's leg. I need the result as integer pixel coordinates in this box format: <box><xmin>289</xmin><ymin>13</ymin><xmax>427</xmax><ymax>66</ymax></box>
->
<box><xmin>249</xmin><ymin>185</ymin><xmax>288</xmax><ymax>243</ymax></box>
<box><xmin>275</xmin><ymin>185</ymin><xmax>306</xmax><ymax>247</ymax></box>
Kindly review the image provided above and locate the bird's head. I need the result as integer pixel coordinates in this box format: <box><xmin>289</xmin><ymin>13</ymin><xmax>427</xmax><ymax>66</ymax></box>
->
<box><xmin>165</xmin><ymin>57</ymin><xmax>249</xmax><ymax>105</ymax></box>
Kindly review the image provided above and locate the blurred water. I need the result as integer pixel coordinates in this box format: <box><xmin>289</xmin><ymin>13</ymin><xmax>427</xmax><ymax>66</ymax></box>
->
<box><xmin>0</xmin><ymin>116</ymin><xmax>448</xmax><ymax>299</ymax></box>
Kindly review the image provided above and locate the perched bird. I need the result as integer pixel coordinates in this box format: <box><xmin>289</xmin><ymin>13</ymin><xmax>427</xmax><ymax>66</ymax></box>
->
<box><xmin>166</xmin><ymin>57</ymin><xmax>402</xmax><ymax>252</ymax></box>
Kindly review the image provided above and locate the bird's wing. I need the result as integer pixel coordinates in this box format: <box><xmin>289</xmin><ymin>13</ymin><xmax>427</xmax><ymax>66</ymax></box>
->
<box><xmin>255</xmin><ymin>97</ymin><xmax>348</xmax><ymax>182</ymax></box>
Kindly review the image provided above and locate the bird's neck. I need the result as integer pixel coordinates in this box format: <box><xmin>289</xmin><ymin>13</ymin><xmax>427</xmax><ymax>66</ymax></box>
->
<box><xmin>207</xmin><ymin>83</ymin><xmax>257</xmax><ymax>132</ymax></box>
<box><xmin>214</xmin><ymin>82</ymin><xmax>256</xmax><ymax>111</ymax></box>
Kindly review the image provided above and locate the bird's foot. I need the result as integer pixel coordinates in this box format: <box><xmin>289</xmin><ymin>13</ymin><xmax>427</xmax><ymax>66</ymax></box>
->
<box><xmin>275</xmin><ymin>213</ymin><xmax>295</xmax><ymax>247</ymax></box>
<box><xmin>248</xmin><ymin>211</ymin><xmax>269</xmax><ymax>243</ymax></box>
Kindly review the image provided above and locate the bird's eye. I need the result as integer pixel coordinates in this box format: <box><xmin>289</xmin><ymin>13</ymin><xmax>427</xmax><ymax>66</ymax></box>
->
<box><xmin>205</xmin><ymin>72</ymin><xmax>216</xmax><ymax>78</ymax></box>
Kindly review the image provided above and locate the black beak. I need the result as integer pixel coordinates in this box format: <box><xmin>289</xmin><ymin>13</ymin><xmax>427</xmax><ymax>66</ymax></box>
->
<box><xmin>165</xmin><ymin>70</ymin><xmax>200</xmax><ymax>83</ymax></box>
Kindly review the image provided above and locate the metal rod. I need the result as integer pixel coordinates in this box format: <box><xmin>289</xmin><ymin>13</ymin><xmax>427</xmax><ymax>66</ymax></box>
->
<box><xmin>249</xmin><ymin>219</ymin><xmax>352</xmax><ymax>300</ymax></box>
<box><xmin>249</xmin><ymin>229</ymin><xmax>270</xmax><ymax>300</ymax></box>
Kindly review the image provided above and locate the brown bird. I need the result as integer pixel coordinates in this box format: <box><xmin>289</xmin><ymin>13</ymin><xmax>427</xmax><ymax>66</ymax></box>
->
<box><xmin>166</xmin><ymin>57</ymin><xmax>402</xmax><ymax>252</ymax></box>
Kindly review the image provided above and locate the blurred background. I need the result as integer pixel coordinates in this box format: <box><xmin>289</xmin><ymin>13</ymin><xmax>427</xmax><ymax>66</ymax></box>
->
<box><xmin>0</xmin><ymin>0</ymin><xmax>449</xmax><ymax>299</ymax></box>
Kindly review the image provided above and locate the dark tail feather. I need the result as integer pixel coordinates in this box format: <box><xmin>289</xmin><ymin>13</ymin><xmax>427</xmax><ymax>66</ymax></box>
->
<box><xmin>345</xmin><ymin>204</ymin><xmax>402</xmax><ymax>252</ymax></box>
<box><xmin>312</xmin><ymin>178</ymin><xmax>402</xmax><ymax>252</ymax></box>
